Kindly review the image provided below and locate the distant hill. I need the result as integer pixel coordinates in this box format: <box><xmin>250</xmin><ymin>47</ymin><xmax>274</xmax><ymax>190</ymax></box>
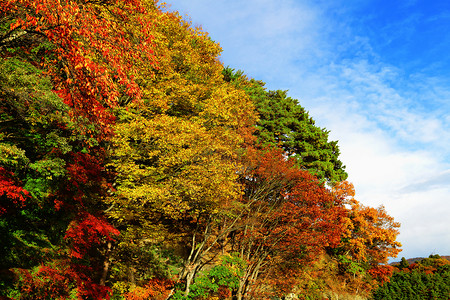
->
<box><xmin>391</xmin><ymin>255</ymin><xmax>450</xmax><ymax>265</ymax></box>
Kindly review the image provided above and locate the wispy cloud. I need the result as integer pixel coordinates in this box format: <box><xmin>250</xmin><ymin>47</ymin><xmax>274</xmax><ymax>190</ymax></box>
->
<box><xmin>400</xmin><ymin>170</ymin><xmax>450</xmax><ymax>193</ymax></box>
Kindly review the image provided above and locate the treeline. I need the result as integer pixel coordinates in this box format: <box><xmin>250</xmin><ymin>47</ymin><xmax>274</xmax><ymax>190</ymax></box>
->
<box><xmin>0</xmin><ymin>1</ymin><xmax>401</xmax><ymax>299</ymax></box>
<box><xmin>372</xmin><ymin>255</ymin><xmax>450</xmax><ymax>300</ymax></box>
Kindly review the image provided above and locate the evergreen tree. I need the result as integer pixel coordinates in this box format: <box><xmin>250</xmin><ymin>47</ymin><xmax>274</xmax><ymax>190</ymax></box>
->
<box><xmin>223</xmin><ymin>67</ymin><xmax>347</xmax><ymax>182</ymax></box>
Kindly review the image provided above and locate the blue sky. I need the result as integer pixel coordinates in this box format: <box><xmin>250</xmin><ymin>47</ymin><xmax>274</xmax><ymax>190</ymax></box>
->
<box><xmin>165</xmin><ymin>0</ymin><xmax>450</xmax><ymax>260</ymax></box>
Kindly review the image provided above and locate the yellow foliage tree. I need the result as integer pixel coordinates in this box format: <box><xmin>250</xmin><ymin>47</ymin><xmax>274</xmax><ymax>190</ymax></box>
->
<box><xmin>103</xmin><ymin>2</ymin><xmax>256</xmax><ymax>295</ymax></box>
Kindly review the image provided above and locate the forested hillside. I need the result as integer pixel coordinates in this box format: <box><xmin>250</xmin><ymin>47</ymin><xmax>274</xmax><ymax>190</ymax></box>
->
<box><xmin>373</xmin><ymin>255</ymin><xmax>450</xmax><ymax>300</ymax></box>
<box><xmin>0</xmin><ymin>1</ymin><xmax>402</xmax><ymax>299</ymax></box>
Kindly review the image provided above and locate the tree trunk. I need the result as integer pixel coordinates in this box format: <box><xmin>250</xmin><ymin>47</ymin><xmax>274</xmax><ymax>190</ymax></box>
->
<box><xmin>164</xmin><ymin>288</ymin><xmax>174</xmax><ymax>300</ymax></box>
<box><xmin>236</xmin><ymin>286</ymin><xmax>244</xmax><ymax>300</ymax></box>
<box><xmin>100</xmin><ymin>241</ymin><xmax>112</xmax><ymax>286</ymax></box>
<box><xmin>127</xmin><ymin>263</ymin><xmax>136</xmax><ymax>286</ymax></box>
<box><xmin>236</xmin><ymin>270</ymin><xmax>250</xmax><ymax>300</ymax></box>
<box><xmin>184</xmin><ymin>263</ymin><xmax>199</xmax><ymax>297</ymax></box>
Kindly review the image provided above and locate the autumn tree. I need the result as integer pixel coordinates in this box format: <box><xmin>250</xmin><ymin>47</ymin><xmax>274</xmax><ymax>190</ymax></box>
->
<box><xmin>322</xmin><ymin>181</ymin><xmax>402</xmax><ymax>296</ymax></box>
<box><xmin>0</xmin><ymin>49</ymin><xmax>120</xmax><ymax>300</ymax></box>
<box><xmin>223</xmin><ymin>147</ymin><xmax>346</xmax><ymax>299</ymax></box>
<box><xmin>103</xmin><ymin>3</ymin><xmax>256</xmax><ymax>296</ymax></box>
<box><xmin>0</xmin><ymin>0</ymin><xmax>157</xmax><ymax>298</ymax></box>
<box><xmin>1</xmin><ymin>0</ymin><xmax>156</xmax><ymax>136</ymax></box>
<box><xmin>0</xmin><ymin>55</ymin><xmax>75</xmax><ymax>298</ymax></box>
<box><xmin>291</xmin><ymin>182</ymin><xmax>401</xmax><ymax>299</ymax></box>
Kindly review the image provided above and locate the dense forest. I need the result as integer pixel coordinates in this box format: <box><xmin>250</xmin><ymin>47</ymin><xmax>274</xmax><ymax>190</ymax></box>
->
<box><xmin>0</xmin><ymin>0</ymin><xmax>426</xmax><ymax>299</ymax></box>
<box><xmin>373</xmin><ymin>255</ymin><xmax>450</xmax><ymax>300</ymax></box>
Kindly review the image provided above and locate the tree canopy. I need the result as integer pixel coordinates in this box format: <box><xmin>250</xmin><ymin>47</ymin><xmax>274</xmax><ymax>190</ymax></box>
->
<box><xmin>0</xmin><ymin>1</ymin><xmax>402</xmax><ymax>299</ymax></box>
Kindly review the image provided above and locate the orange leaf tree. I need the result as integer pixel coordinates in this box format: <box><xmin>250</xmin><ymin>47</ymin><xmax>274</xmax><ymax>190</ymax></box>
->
<box><xmin>229</xmin><ymin>147</ymin><xmax>346</xmax><ymax>299</ymax></box>
<box><xmin>325</xmin><ymin>181</ymin><xmax>401</xmax><ymax>295</ymax></box>
<box><xmin>1</xmin><ymin>0</ymin><xmax>156</xmax><ymax>137</ymax></box>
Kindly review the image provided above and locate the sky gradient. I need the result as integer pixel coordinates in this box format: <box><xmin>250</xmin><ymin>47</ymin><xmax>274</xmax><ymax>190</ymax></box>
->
<box><xmin>165</xmin><ymin>0</ymin><xmax>450</xmax><ymax>260</ymax></box>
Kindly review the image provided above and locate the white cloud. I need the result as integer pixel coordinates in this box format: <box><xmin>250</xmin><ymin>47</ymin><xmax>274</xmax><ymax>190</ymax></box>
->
<box><xmin>394</xmin><ymin>187</ymin><xmax>450</xmax><ymax>259</ymax></box>
<box><xmin>298</xmin><ymin>61</ymin><xmax>450</xmax><ymax>258</ymax></box>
